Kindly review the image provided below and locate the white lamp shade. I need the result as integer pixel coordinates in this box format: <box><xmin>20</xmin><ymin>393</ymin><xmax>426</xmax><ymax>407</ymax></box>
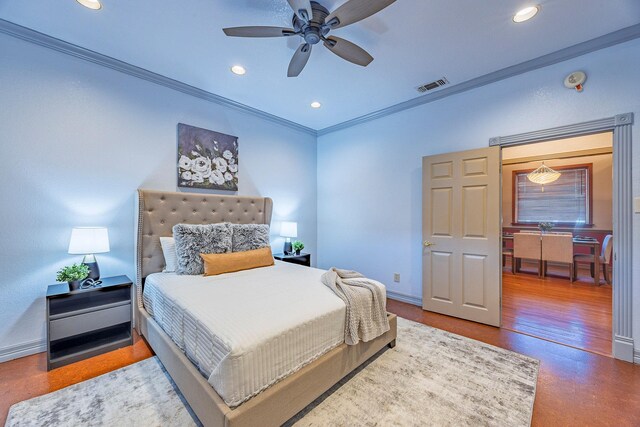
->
<box><xmin>68</xmin><ymin>227</ymin><xmax>110</xmax><ymax>254</ymax></box>
<box><xmin>280</xmin><ymin>221</ymin><xmax>298</xmax><ymax>238</ymax></box>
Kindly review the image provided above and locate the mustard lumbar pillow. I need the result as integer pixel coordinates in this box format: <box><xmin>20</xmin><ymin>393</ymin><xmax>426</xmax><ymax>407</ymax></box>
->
<box><xmin>201</xmin><ymin>247</ymin><xmax>274</xmax><ymax>276</ymax></box>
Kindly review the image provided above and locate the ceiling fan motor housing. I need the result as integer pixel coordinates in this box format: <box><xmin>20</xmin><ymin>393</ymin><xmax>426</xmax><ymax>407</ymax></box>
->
<box><xmin>293</xmin><ymin>1</ymin><xmax>330</xmax><ymax>45</ymax></box>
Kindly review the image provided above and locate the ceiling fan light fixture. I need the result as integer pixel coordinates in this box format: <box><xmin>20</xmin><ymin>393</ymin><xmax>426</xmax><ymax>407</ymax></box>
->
<box><xmin>310</xmin><ymin>101</ymin><xmax>322</xmax><ymax>109</ymax></box>
<box><xmin>513</xmin><ymin>5</ymin><xmax>539</xmax><ymax>23</ymax></box>
<box><xmin>230</xmin><ymin>65</ymin><xmax>246</xmax><ymax>75</ymax></box>
<box><xmin>76</xmin><ymin>0</ymin><xmax>102</xmax><ymax>10</ymax></box>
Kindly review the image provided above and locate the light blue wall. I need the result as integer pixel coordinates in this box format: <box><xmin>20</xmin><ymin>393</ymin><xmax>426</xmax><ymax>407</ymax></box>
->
<box><xmin>317</xmin><ymin>39</ymin><xmax>640</xmax><ymax>347</ymax></box>
<box><xmin>1</xmin><ymin>27</ymin><xmax>639</xmax><ymax>363</ymax></box>
<box><xmin>0</xmin><ymin>33</ymin><xmax>318</xmax><ymax>359</ymax></box>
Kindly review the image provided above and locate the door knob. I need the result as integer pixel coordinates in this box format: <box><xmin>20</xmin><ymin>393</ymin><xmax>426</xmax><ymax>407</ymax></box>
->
<box><xmin>423</xmin><ymin>241</ymin><xmax>435</xmax><ymax>247</ymax></box>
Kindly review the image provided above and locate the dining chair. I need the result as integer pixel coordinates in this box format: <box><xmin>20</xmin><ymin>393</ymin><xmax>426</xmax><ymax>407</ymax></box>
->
<box><xmin>513</xmin><ymin>233</ymin><xmax>542</xmax><ymax>276</ymax></box>
<box><xmin>574</xmin><ymin>235</ymin><xmax>613</xmax><ymax>285</ymax></box>
<box><xmin>542</xmin><ymin>234</ymin><xmax>574</xmax><ymax>281</ymax></box>
<box><xmin>502</xmin><ymin>247</ymin><xmax>514</xmax><ymax>273</ymax></box>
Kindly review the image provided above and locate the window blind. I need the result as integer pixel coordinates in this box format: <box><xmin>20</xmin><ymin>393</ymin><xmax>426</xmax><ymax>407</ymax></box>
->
<box><xmin>515</xmin><ymin>166</ymin><xmax>589</xmax><ymax>224</ymax></box>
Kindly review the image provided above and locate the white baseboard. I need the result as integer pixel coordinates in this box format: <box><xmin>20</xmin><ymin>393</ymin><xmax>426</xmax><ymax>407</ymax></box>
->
<box><xmin>387</xmin><ymin>290</ymin><xmax>422</xmax><ymax>307</ymax></box>
<box><xmin>0</xmin><ymin>339</ymin><xmax>46</xmax><ymax>363</ymax></box>
<box><xmin>634</xmin><ymin>350</ymin><xmax>640</xmax><ymax>365</ymax></box>
<box><xmin>613</xmin><ymin>335</ymin><xmax>635</xmax><ymax>363</ymax></box>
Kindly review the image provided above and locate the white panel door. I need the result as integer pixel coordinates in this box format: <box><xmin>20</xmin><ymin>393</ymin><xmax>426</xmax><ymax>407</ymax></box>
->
<box><xmin>422</xmin><ymin>147</ymin><xmax>501</xmax><ymax>326</ymax></box>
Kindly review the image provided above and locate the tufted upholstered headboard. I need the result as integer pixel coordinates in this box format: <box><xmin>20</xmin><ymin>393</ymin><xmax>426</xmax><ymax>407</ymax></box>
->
<box><xmin>135</xmin><ymin>189</ymin><xmax>273</xmax><ymax>309</ymax></box>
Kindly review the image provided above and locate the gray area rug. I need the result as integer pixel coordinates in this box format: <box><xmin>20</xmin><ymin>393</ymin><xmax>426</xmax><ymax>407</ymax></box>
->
<box><xmin>6</xmin><ymin>318</ymin><xmax>538</xmax><ymax>427</ymax></box>
<box><xmin>6</xmin><ymin>357</ymin><xmax>200</xmax><ymax>427</ymax></box>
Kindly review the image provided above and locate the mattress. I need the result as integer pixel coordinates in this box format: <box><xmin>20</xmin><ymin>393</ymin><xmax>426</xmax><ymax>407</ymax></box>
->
<box><xmin>143</xmin><ymin>261</ymin><xmax>360</xmax><ymax>407</ymax></box>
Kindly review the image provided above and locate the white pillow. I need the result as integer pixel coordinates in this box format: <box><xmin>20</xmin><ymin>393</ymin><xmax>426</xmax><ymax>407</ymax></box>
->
<box><xmin>160</xmin><ymin>237</ymin><xmax>178</xmax><ymax>272</ymax></box>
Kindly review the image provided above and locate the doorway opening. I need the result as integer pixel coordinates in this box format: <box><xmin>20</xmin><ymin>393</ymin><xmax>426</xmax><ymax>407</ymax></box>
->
<box><xmin>500</xmin><ymin>132</ymin><xmax>614</xmax><ymax>356</ymax></box>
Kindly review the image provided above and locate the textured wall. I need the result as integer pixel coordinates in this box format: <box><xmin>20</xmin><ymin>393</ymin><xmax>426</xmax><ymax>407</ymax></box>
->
<box><xmin>317</xmin><ymin>39</ymin><xmax>640</xmax><ymax>350</ymax></box>
<box><xmin>0</xmin><ymin>33</ymin><xmax>317</xmax><ymax>359</ymax></box>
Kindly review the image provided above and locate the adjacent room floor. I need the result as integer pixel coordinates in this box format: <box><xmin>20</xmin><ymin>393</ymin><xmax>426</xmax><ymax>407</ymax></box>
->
<box><xmin>503</xmin><ymin>260</ymin><xmax>612</xmax><ymax>356</ymax></box>
<box><xmin>1</xmin><ymin>299</ymin><xmax>637</xmax><ymax>426</ymax></box>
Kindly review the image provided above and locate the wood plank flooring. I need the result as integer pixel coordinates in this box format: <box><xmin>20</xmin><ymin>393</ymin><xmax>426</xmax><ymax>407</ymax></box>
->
<box><xmin>503</xmin><ymin>261</ymin><xmax>612</xmax><ymax>356</ymax></box>
<box><xmin>0</xmin><ymin>298</ymin><xmax>636</xmax><ymax>427</ymax></box>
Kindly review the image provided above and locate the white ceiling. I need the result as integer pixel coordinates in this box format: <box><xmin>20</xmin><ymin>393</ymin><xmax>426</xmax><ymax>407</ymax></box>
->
<box><xmin>1</xmin><ymin>0</ymin><xmax>639</xmax><ymax>130</ymax></box>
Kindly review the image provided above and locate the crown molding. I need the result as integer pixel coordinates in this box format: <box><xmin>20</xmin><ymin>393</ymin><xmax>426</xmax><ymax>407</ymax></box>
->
<box><xmin>2</xmin><ymin>18</ymin><xmax>639</xmax><ymax>138</ymax></box>
<box><xmin>317</xmin><ymin>23</ymin><xmax>640</xmax><ymax>136</ymax></box>
<box><xmin>0</xmin><ymin>18</ymin><xmax>317</xmax><ymax>137</ymax></box>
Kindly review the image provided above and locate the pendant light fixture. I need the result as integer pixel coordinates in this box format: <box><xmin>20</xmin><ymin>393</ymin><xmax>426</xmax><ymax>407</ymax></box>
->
<box><xmin>527</xmin><ymin>161</ymin><xmax>560</xmax><ymax>192</ymax></box>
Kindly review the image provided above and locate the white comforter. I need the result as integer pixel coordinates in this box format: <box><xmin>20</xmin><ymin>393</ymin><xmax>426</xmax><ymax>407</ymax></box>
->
<box><xmin>143</xmin><ymin>261</ymin><xmax>364</xmax><ymax>407</ymax></box>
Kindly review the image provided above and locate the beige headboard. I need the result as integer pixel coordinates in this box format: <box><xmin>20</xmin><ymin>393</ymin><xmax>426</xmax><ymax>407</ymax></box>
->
<box><xmin>135</xmin><ymin>189</ymin><xmax>273</xmax><ymax>308</ymax></box>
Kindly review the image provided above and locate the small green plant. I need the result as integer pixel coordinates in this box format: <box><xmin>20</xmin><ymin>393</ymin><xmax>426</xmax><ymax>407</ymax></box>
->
<box><xmin>292</xmin><ymin>240</ymin><xmax>305</xmax><ymax>252</ymax></box>
<box><xmin>538</xmin><ymin>222</ymin><xmax>554</xmax><ymax>232</ymax></box>
<box><xmin>56</xmin><ymin>263</ymin><xmax>90</xmax><ymax>283</ymax></box>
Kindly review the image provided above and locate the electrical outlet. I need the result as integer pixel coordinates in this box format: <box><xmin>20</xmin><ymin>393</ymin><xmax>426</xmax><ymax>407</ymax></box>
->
<box><xmin>393</xmin><ymin>273</ymin><xmax>400</xmax><ymax>283</ymax></box>
<box><xmin>635</xmin><ymin>197</ymin><xmax>640</xmax><ymax>213</ymax></box>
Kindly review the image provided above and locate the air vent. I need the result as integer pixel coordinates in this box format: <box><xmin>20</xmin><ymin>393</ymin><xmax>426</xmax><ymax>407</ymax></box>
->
<box><xmin>417</xmin><ymin>77</ymin><xmax>449</xmax><ymax>93</ymax></box>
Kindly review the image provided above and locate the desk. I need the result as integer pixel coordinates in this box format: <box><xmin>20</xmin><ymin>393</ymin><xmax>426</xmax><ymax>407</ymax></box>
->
<box><xmin>502</xmin><ymin>235</ymin><xmax>601</xmax><ymax>283</ymax></box>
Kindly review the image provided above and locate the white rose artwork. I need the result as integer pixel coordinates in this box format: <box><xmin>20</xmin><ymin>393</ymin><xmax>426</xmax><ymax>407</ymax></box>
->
<box><xmin>177</xmin><ymin>123</ymin><xmax>238</xmax><ymax>191</ymax></box>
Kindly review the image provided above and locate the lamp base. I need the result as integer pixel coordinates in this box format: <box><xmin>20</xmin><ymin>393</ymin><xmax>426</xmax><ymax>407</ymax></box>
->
<box><xmin>82</xmin><ymin>254</ymin><xmax>100</xmax><ymax>280</ymax></box>
<box><xmin>283</xmin><ymin>241</ymin><xmax>292</xmax><ymax>256</ymax></box>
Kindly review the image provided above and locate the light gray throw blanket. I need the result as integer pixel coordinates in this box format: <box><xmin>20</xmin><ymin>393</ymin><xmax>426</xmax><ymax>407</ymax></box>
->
<box><xmin>321</xmin><ymin>268</ymin><xmax>390</xmax><ymax>345</ymax></box>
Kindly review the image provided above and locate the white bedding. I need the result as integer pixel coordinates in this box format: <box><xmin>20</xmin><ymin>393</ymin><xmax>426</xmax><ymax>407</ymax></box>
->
<box><xmin>143</xmin><ymin>261</ymin><xmax>372</xmax><ymax>407</ymax></box>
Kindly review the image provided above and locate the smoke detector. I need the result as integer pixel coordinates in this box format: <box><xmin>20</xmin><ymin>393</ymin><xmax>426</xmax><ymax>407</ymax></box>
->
<box><xmin>564</xmin><ymin>71</ymin><xmax>586</xmax><ymax>92</ymax></box>
<box><xmin>417</xmin><ymin>77</ymin><xmax>449</xmax><ymax>93</ymax></box>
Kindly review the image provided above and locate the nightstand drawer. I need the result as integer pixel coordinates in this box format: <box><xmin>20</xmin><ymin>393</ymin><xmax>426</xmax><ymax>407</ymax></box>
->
<box><xmin>50</xmin><ymin>303</ymin><xmax>131</xmax><ymax>341</ymax></box>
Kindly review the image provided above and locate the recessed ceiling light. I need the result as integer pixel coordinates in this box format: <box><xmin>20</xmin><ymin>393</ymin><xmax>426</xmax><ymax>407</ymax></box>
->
<box><xmin>513</xmin><ymin>5</ymin><xmax>539</xmax><ymax>23</ymax></box>
<box><xmin>231</xmin><ymin>65</ymin><xmax>246</xmax><ymax>75</ymax></box>
<box><xmin>310</xmin><ymin>101</ymin><xmax>322</xmax><ymax>109</ymax></box>
<box><xmin>76</xmin><ymin>0</ymin><xmax>102</xmax><ymax>10</ymax></box>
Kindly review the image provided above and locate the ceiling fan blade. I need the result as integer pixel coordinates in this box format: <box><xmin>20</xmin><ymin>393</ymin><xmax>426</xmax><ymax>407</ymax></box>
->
<box><xmin>325</xmin><ymin>0</ymin><xmax>396</xmax><ymax>29</ymax></box>
<box><xmin>223</xmin><ymin>26</ymin><xmax>296</xmax><ymax>38</ymax></box>
<box><xmin>288</xmin><ymin>43</ymin><xmax>312</xmax><ymax>77</ymax></box>
<box><xmin>287</xmin><ymin>0</ymin><xmax>313</xmax><ymax>21</ymax></box>
<box><xmin>323</xmin><ymin>36</ymin><xmax>373</xmax><ymax>66</ymax></box>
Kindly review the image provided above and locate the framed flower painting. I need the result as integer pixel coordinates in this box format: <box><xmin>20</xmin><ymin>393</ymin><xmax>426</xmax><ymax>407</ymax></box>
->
<box><xmin>177</xmin><ymin>123</ymin><xmax>238</xmax><ymax>191</ymax></box>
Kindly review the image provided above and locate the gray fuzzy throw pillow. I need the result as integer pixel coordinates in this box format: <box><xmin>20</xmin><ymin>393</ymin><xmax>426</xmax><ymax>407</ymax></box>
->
<box><xmin>232</xmin><ymin>224</ymin><xmax>270</xmax><ymax>252</ymax></box>
<box><xmin>173</xmin><ymin>223</ymin><xmax>232</xmax><ymax>275</ymax></box>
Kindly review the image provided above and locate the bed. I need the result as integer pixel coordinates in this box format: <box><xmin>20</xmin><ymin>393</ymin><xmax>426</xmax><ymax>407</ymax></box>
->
<box><xmin>135</xmin><ymin>189</ymin><xmax>397</xmax><ymax>427</ymax></box>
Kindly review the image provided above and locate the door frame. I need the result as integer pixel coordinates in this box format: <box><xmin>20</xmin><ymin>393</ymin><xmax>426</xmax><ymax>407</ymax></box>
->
<box><xmin>490</xmin><ymin>113</ymin><xmax>634</xmax><ymax>362</ymax></box>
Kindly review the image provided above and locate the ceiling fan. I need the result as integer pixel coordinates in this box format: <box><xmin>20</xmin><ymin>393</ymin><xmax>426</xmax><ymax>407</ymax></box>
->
<box><xmin>223</xmin><ymin>0</ymin><xmax>396</xmax><ymax>77</ymax></box>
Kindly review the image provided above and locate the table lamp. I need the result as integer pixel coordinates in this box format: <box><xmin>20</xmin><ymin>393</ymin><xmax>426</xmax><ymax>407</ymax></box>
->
<box><xmin>280</xmin><ymin>221</ymin><xmax>297</xmax><ymax>255</ymax></box>
<box><xmin>68</xmin><ymin>227</ymin><xmax>110</xmax><ymax>280</ymax></box>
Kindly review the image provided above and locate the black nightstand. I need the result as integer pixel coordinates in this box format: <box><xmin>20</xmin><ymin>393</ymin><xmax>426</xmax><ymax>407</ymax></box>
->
<box><xmin>46</xmin><ymin>275</ymin><xmax>133</xmax><ymax>370</ymax></box>
<box><xmin>274</xmin><ymin>253</ymin><xmax>311</xmax><ymax>267</ymax></box>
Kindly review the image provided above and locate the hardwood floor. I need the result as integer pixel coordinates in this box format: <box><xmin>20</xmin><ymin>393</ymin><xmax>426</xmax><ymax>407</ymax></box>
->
<box><xmin>503</xmin><ymin>261</ymin><xmax>612</xmax><ymax>356</ymax></box>
<box><xmin>0</xmin><ymin>300</ymin><xmax>637</xmax><ymax>427</ymax></box>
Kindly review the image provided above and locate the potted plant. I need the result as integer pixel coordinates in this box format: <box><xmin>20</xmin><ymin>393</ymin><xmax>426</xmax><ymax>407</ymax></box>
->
<box><xmin>538</xmin><ymin>222</ymin><xmax>554</xmax><ymax>233</ymax></box>
<box><xmin>56</xmin><ymin>263</ymin><xmax>90</xmax><ymax>291</ymax></box>
<box><xmin>292</xmin><ymin>240</ymin><xmax>305</xmax><ymax>256</ymax></box>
